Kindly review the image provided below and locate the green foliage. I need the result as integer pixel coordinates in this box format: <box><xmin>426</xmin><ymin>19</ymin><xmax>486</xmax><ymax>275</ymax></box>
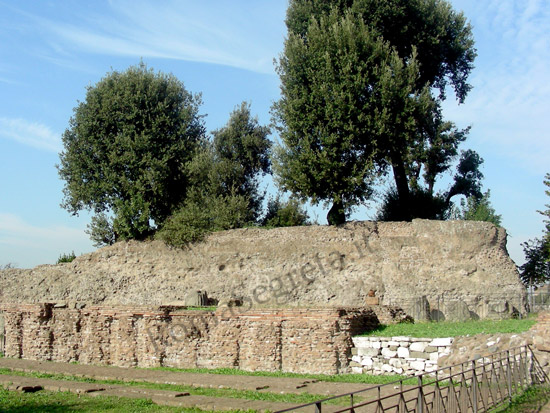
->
<box><xmin>520</xmin><ymin>174</ymin><xmax>550</xmax><ymax>286</ymax></box>
<box><xmin>520</xmin><ymin>238</ymin><xmax>550</xmax><ymax>286</ymax></box>
<box><xmin>85</xmin><ymin>213</ymin><xmax>116</xmax><ymax>247</ymax></box>
<box><xmin>376</xmin><ymin>187</ymin><xmax>450</xmax><ymax>221</ymax></box>
<box><xmin>539</xmin><ymin>173</ymin><xmax>550</xmax><ymax>248</ymax></box>
<box><xmin>156</xmin><ymin>191</ymin><xmax>251</xmax><ymax>247</ymax></box>
<box><xmin>275</xmin><ymin>0</ymin><xmax>478</xmax><ymax>223</ymax></box>
<box><xmin>286</xmin><ymin>0</ymin><xmax>476</xmax><ymax>102</ymax></box>
<box><xmin>262</xmin><ymin>194</ymin><xmax>310</xmax><ymax>228</ymax></box>
<box><xmin>56</xmin><ymin>251</ymin><xmax>76</xmax><ymax>264</ymax></box>
<box><xmin>157</xmin><ymin>103</ymin><xmax>270</xmax><ymax>248</ymax></box>
<box><xmin>274</xmin><ymin>10</ymin><xmax>421</xmax><ymax>223</ymax></box>
<box><xmin>58</xmin><ymin>62</ymin><xmax>205</xmax><ymax>243</ymax></box>
<box><xmin>458</xmin><ymin>190</ymin><xmax>502</xmax><ymax>226</ymax></box>
<box><xmin>360</xmin><ymin>318</ymin><xmax>536</xmax><ymax>338</ymax></box>
<box><xmin>208</xmin><ymin>102</ymin><xmax>271</xmax><ymax>222</ymax></box>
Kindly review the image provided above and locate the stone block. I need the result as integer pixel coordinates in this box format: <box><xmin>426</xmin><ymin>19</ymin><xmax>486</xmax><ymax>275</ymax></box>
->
<box><xmin>388</xmin><ymin>341</ymin><xmax>400</xmax><ymax>346</ymax></box>
<box><xmin>352</xmin><ymin>355</ymin><xmax>361</xmax><ymax>363</ymax></box>
<box><xmin>410</xmin><ymin>360</ymin><xmax>425</xmax><ymax>371</ymax></box>
<box><xmin>352</xmin><ymin>337</ymin><xmax>370</xmax><ymax>346</ymax></box>
<box><xmin>410</xmin><ymin>351</ymin><xmax>429</xmax><ymax>359</ymax></box>
<box><xmin>352</xmin><ymin>366</ymin><xmax>363</xmax><ymax>374</ymax></box>
<box><xmin>425</xmin><ymin>346</ymin><xmax>437</xmax><ymax>353</ymax></box>
<box><xmin>366</xmin><ymin>297</ymin><xmax>379</xmax><ymax>305</ymax></box>
<box><xmin>429</xmin><ymin>352</ymin><xmax>439</xmax><ymax>362</ymax></box>
<box><xmin>393</xmin><ymin>367</ymin><xmax>404</xmax><ymax>374</ymax></box>
<box><xmin>410</xmin><ymin>342</ymin><xmax>428</xmax><ymax>352</ymax></box>
<box><xmin>358</xmin><ymin>347</ymin><xmax>380</xmax><ymax>357</ymax></box>
<box><xmin>382</xmin><ymin>364</ymin><xmax>393</xmax><ymax>372</ymax></box>
<box><xmin>392</xmin><ymin>336</ymin><xmax>411</xmax><ymax>342</ymax></box>
<box><xmin>397</xmin><ymin>347</ymin><xmax>410</xmax><ymax>358</ymax></box>
<box><xmin>430</xmin><ymin>338</ymin><xmax>453</xmax><ymax>347</ymax></box>
<box><xmin>371</xmin><ymin>341</ymin><xmax>382</xmax><ymax>349</ymax></box>
<box><xmin>381</xmin><ymin>348</ymin><xmax>397</xmax><ymax>358</ymax></box>
<box><xmin>389</xmin><ymin>358</ymin><xmax>402</xmax><ymax>368</ymax></box>
<box><xmin>362</xmin><ymin>357</ymin><xmax>373</xmax><ymax>367</ymax></box>
<box><xmin>350</xmin><ymin>361</ymin><xmax>361</xmax><ymax>367</ymax></box>
<box><xmin>351</xmin><ymin>348</ymin><xmax>358</xmax><ymax>356</ymax></box>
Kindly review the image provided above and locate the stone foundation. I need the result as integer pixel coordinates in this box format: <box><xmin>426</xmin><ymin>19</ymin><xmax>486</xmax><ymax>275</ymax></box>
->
<box><xmin>0</xmin><ymin>303</ymin><xmax>406</xmax><ymax>375</ymax></box>
<box><xmin>350</xmin><ymin>336</ymin><xmax>453</xmax><ymax>376</ymax></box>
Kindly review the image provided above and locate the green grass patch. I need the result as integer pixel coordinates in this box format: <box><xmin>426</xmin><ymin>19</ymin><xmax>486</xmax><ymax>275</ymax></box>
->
<box><xmin>490</xmin><ymin>385</ymin><xmax>550</xmax><ymax>413</ymax></box>
<box><xmin>181</xmin><ymin>306</ymin><xmax>217</xmax><ymax>311</ymax></box>
<box><xmin>0</xmin><ymin>387</ymin><xmax>221</xmax><ymax>412</ymax></box>
<box><xmin>146</xmin><ymin>366</ymin><xmax>418</xmax><ymax>385</ymax></box>
<box><xmin>0</xmin><ymin>368</ymin><xmax>353</xmax><ymax>406</ymax></box>
<box><xmin>358</xmin><ymin>318</ymin><xmax>536</xmax><ymax>338</ymax></box>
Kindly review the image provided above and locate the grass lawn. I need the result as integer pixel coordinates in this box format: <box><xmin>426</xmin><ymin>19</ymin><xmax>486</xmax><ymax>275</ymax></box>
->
<box><xmin>0</xmin><ymin>368</ymin><xmax>364</xmax><ymax>406</ymax></box>
<box><xmin>491</xmin><ymin>385</ymin><xmax>550</xmax><ymax>413</ymax></box>
<box><xmin>357</xmin><ymin>318</ymin><xmax>537</xmax><ymax>338</ymax></box>
<box><xmin>0</xmin><ymin>388</ymin><xmax>216</xmax><ymax>412</ymax></box>
<box><xmin>146</xmin><ymin>366</ymin><xmax>418</xmax><ymax>385</ymax></box>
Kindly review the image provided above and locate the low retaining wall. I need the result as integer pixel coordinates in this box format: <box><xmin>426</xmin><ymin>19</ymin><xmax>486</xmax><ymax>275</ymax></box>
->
<box><xmin>350</xmin><ymin>336</ymin><xmax>453</xmax><ymax>375</ymax></box>
<box><xmin>0</xmin><ymin>303</ymin><xmax>407</xmax><ymax>375</ymax></box>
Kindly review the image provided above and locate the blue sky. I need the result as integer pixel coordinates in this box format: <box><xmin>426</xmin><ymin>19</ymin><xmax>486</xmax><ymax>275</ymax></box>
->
<box><xmin>0</xmin><ymin>0</ymin><xmax>548</xmax><ymax>268</ymax></box>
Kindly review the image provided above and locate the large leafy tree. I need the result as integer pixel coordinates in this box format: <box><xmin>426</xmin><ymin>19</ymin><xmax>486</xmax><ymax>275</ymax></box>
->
<box><xmin>273</xmin><ymin>10</ymin><xmax>430</xmax><ymax>224</ymax></box>
<box><xmin>157</xmin><ymin>103</ymin><xmax>271</xmax><ymax>246</ymax></box>
<box><xmin>275</xmin><ymin>0</ymin><xmax>478</xmax><ymax>223</ymax></box>
<box><xmin>58</xmin><ymin>63</ymin><xmax>205</xmax><ymax>241</ymax></box>
<box><xmin>520</xmin><ymin>174</ymin><xmax>550</xmax><ymax>286</ymax></box>
<box><xmin>456</xmin><ymin>190</ymin><xmax>502</xmax><ymax>226</ymax></box>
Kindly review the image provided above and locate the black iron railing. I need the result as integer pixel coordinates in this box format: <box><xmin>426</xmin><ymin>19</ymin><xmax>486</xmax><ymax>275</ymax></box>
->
<box><xmin>274</xmin><ymin>346</ymin><xmax>548</xmax><ymax>413</ymax></box>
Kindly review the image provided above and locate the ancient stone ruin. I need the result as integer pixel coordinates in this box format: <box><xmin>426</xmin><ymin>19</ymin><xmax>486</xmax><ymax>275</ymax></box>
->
<box><xmin>0</xmin><ymin>219</ymin><xmax>526</xmax><ymax>320</ymax></box>
<box><xmin>0</xmin><ymin>219</ymin><xmax>528</xmax><ymax>374</ymax></box>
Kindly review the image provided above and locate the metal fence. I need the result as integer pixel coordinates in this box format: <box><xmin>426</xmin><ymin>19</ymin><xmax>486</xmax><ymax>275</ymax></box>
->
<box><xmin>527</xmin><ymin>286</ymin><xmax>550</xmax><ymax>312</ymax></box>
<box><xmin>381</xmin><ymin>288</ymin><xmax>550</xmax><ymax>323</ymax></box>
<box><xmin>274</xmin><ymin>346</ymin><xmax>548</xmax><ymax>413</ymax></box>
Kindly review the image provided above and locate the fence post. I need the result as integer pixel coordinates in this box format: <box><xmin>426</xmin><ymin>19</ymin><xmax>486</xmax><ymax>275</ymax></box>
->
<box><xmin>315</xmin><ymin>401</ymin><xmax>322</xmax><ymax>413</ymax></box>
<box><xmin>472</xmin><ymin>359</ymin><xmax>478</xmax><ymax>413</ymax></box>
<box><xmin>506</xmin><ymin>350</ymin><xmax>513</xmax><ymax>402</ymax></box>
<box><xmin>417</xmin><ymin>375</ymin><xmax>424</xmax><ymax>413</ymax></box>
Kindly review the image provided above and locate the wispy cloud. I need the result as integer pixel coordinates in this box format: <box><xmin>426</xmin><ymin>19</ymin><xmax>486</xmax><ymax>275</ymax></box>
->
<box><xmin>30</xmin><ymin>0</ymin><xmax>284</xmax><ymax>75</ymax></box>
<box><xmin>0</xmin><ymin>213</ymin><xmax>94</xmax><ymax>268</ymax></box>
<box><xmin>0</xmin><ymin>117</ymin><xmax>61</xmax><ymax>152</ymax></box>
<box><xmin>444</xmin><ymin>0</ymin><xmax>550</xmax><ymax>174</ymax></box>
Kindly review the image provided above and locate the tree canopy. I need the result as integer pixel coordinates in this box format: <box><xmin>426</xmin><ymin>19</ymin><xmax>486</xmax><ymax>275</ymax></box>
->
<box><xmin>520</xmin><ymin>173</ymin><xmax>550</xmax><ymax>286</ymax></box>
<box><xmin>274</xmin><ymin>0</ymin><xmax>478</xmax><ymax>223</ymax></box>
<box><xmin>156</xmin><ymin>102</ymin><xmax>272</xmax><ymax>246</ymax></box>
<box><xmin>456</xmin><ymin>190</ymin><xmax>502</xmax><ymax>227</ymax></box>
<box><xmin>58</xmin><ymin>63</ymin><xmax>205</xmax><ymax>241</ymax></box>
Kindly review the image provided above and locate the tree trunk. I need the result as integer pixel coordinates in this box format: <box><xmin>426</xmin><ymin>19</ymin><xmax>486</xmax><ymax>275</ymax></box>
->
<box><xmin>327</xmin><ymin>199</ymin><xmax>346</xmax><ymax>226</ymax></box>
<box><xmin>390</xmin><ymin>150</ymin><xmax>411</xmax><ymax>221</ymax></box>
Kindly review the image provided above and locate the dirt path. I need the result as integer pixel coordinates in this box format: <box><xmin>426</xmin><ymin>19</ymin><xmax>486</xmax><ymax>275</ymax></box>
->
<box><xmin>0</xmin><ymin>357</ymin><xmax>410</xmax><ymax>412</ymax></box>
<box><xmin>0</xmin><ymin>357</ymin><xmax>385</xmax><ymax>396</ymax></box>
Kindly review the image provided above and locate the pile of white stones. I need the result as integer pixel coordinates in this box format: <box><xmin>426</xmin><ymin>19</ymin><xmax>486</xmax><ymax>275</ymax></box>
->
<box><xmin>350</xmin><ymin>336</ymin><xmax>453</xmax><ymax>375</ymax></box>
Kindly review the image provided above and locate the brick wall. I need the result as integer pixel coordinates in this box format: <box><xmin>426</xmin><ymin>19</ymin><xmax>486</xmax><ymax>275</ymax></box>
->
<box><xmin>0</xmin><ymin>303</ymin><xmax>406</xmax><ymax>374</ymax></box>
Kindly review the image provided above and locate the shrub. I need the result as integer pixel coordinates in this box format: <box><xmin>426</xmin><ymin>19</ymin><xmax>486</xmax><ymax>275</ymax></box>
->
<box><xmin>57</xmin><ymin>251</ymin><xmax>76</xmax><ymax>264</ymax></box>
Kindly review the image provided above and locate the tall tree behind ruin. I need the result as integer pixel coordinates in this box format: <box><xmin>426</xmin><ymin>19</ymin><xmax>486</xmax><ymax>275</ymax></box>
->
<box><xmin>274</xmin><ymin>0</ymin><xmax>480</xmax><ymax>223</ymax></box>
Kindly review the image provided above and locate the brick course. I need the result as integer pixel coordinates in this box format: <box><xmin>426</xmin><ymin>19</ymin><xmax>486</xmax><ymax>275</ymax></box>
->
<box><xmin>0</xmin><ymin>303</ymin><xmax>406</xmax><ymax>374</ymax></box>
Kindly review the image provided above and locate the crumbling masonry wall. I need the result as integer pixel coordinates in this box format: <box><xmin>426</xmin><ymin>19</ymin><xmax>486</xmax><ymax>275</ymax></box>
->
<box><xmin>0</xmin><ymin>303</ymin><xmax>405</xmax><ymax>374</ymax></box>
<box><xmin>0</xmin><ymin>220</ymin><xmax>526</xmax><ymax>321</ymax></box>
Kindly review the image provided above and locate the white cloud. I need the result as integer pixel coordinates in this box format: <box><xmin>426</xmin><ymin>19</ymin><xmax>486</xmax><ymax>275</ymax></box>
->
<box><xmin>0</xmin><ymin>213</ymin><xmax>95</xmax><ymax>268</ymax></box>
<box><xmin>34</xmin><ymin>0</ymin><xmax>284</xmax><ymax>75</ymax></box>
<box><xmin>0</xmin><ymin>117</ymin><xmax>61</xmax><ymax>152</ymax></box>
<box><xmin>443</xmin><ymin>0</ymin><xmax>550</xmax><ymax>174</ymax></box>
